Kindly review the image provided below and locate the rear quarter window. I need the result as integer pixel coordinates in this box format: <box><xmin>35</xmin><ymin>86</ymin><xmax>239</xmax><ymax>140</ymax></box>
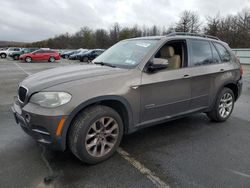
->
<box><xmin>213</xmin><ymin>42</ymin><xmax>231</xmax><ymax>62</ymax></box>
<box><xmin>210</xmin><ymin>43</ymin><xmax>221</xmax><ymax>64</ymax></box>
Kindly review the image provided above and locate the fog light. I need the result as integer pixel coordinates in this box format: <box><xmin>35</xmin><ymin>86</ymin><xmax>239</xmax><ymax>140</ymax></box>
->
<box><xmin>25</xmin><ymin>114</ymin><xmax>31</xmax><ymax>123</ymax></box>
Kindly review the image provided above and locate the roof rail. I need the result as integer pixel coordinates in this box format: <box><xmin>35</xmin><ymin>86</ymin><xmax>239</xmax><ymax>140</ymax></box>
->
<box><xmin>167</xmin><ymin>32</ymin><xmax>220</xmax><ymax>40</ymax></box>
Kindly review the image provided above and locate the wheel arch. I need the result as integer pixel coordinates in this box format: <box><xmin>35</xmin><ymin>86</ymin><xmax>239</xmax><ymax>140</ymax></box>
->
<box><xmin>25</xmin><ymin>56</ymin><xmax>32</xmax><ymax>59</ymax></box>
<box><xmin>224</xmin><ymin>83</ymin><xmax>239</xmax><ymax>101</ymax></box>
<box><xmin>0</xmin><ymin>52</ymin><xmax>7</xmax><ymax>57</ymax></box>
<box><xmin>210</xmin><ymin>80</ymin><xmax>239</xmax><ymax>110</ymax></box>
<box><xmin>49</xmin><ymin>56</ymin><xmax>55</xmax><ymax>62</ymax></box>
<box><xmin>62</xmin><ymin>95</ymin><xmax>133</xmax><ymax>151</ymax></box>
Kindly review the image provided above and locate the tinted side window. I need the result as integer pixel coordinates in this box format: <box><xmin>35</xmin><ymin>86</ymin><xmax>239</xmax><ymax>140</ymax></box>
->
<box><xmin>14</xmin><ymin>48</ymin><xmax>20</xmax><ymax>51</ymax></box>
<box><xmin>44</xmin><ymin>50</ymin><xmax>54</xmax><ymax>53</ymax></box>
<box><xmin>211</xmin><ymin>43</ymin><xmax>221</xmax><ymax>64</ymax></box>
<box><xmin>189</xmin><ymin>40</ymin><xmax>213</xmax><ymax>66</ymax></box>
<box><xmin>213</xmin><ymin>42</ymin><xmax>231</xmax><ymax>62</ymax></box>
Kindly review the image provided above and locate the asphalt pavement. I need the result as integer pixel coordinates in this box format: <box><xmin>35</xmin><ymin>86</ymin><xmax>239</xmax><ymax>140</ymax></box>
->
<box><xmin>0</xmin><ymin>58</ymin><xmax>249</xmax><ymax>188</ymax></box>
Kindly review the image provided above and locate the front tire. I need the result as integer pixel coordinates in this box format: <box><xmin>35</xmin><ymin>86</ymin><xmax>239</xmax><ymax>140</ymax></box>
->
<box><xmin>25</xmin><ymin>57</ymin><xmax>32</xmax><ymax>63</ymax></box>
<box><xmin>83</xmin><ymin>57</ymin><xmax>88</xmax><ymax>62</ymax></box>
<box><xmin>207</xmin><ymin>88</ymin><xmax>235</xmax><ymax>122</ymax></box>
<box><xmin>68</xmin><ymin>105</ymin><xmax>124</xmax><ymax>164</ymax></box>
<box><xmin>13</xmin><ymin>55</ymin><xmax>19</xmax><ymax>60</ymax></box>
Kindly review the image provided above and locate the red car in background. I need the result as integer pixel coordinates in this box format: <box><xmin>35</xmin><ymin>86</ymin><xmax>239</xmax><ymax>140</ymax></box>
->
<box><xmin>19</xmin><ymin>49</ymin><xmax>60</xmax><ymax>63</ymax></box>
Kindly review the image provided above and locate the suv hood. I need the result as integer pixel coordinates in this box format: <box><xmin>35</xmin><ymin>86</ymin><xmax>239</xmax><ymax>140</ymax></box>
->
<box><xmin>21</xmin><ymin>64</ymin><xmax>128</xmax><ymax>92</ymax></box>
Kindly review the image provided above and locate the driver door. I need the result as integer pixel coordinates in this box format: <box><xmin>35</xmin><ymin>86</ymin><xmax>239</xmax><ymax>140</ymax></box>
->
<box><xmin>140</xmin><ymin>40</ymin><xmax>192</xmax><ymax>122</ymax></box>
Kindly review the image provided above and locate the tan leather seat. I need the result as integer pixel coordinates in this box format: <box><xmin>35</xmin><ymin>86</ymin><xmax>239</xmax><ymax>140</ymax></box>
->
<box><xmin>160</xmin><ymin>46</ymin><xmax>181</xmax><ymax>69</ymax></box>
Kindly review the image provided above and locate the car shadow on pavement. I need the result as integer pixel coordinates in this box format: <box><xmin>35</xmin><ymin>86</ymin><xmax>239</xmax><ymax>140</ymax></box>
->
<box><xmin>41</xmin><ymin>113</ymin><xmax>216</xmax><ymax>185</ymax></box>
<box><xmin>120</xmin><ymin>113</ymin><xmax>220</xmax><ymax>154</ymax></box>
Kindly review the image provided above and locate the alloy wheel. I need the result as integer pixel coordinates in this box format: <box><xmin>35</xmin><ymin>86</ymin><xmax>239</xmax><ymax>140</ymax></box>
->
<box><xmin>218</xmin><ymin>92</ymin><xmax>233</xmax><ymax>118</ymax></box>
<box><xmin>26</xmin><ymin>57</ymin><xmax>31</xmax><ymax>63</ymax></box>
<box><xmin>85</xmin><ymin>116</ymin><xmax>119</xmax><ymax>157</ymax></box>
<box><xmin>50</xmin><ymin>57</ymin><xmax>55</xmax><ymax>62</ymax></box>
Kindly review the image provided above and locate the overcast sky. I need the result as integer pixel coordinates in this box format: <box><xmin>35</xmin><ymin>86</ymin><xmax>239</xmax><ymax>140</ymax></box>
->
<box><xmin>0</xmin><ymin>0</ymin><xmax>249</xmax><ymax>42</ymax></box>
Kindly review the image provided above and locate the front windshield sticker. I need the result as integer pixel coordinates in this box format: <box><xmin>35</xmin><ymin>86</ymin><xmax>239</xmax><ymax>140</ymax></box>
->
<box><xmin>125</xmin><ymin>59</ymin><xmax>136</xmax><ymax>65</ymax></box>
<box><xmin>136</xmin><ymin>43</ymin><xmax>151</xmax><ymax>48</ymax></box>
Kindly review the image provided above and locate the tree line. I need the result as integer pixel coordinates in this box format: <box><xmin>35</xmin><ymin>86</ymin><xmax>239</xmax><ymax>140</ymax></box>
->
<box><xmin>27</xmin><ymin>8</ymin><xmax>250</xmax><ymax>49</ymax></box>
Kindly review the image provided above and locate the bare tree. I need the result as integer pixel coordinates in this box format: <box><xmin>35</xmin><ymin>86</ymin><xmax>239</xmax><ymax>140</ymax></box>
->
<box><xmin>27</xmin><ymin>8</ymin><xmax>250</xmax><ymax>49</ymax></box>
<box><xmin>175</xmin><ymin>10</ymin><xmax>201</xmax><ymax>33</ymax></box>
<box><xmin>204</xmin><ymin>14</ymin><xmax>221</xmax><ymax>36</ymax></box>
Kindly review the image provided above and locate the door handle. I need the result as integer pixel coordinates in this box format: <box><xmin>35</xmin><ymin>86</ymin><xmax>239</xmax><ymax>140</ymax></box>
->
<box><xmin>220</xmin><ymin>69</ymin><xmax>225</xmax><ymax>72</ymax></box>
<box><xmin>130</xmin><ymin>85</ymin><xmax>140</xmax><ymax>90</ymax></box>
<box><xmin>183</xmin><ymin>74</ymin><xmax>190</xmax><ymax>78</ymax></box>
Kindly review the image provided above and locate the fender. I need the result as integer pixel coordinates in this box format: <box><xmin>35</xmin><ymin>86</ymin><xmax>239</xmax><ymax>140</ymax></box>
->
<box><xmin>60</xmin><ymin>95</ymin><xmax>134</xmax><ymax>150</ymax></box>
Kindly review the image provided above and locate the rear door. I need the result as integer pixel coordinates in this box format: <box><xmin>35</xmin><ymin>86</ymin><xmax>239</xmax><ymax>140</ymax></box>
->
<box><xmin>187</xmin><ymin>39</ymin><xmax>233</xmax><ymax>110</ymax></box>
<box><xmin>42</xmin><ymin>50</ymin><xmax>51</xmax><ymax>60</ymax></box>
<box><xmin>187</xmin><ymin>39</ymin><xmax>214</xmax><ymax>110</ymax></box>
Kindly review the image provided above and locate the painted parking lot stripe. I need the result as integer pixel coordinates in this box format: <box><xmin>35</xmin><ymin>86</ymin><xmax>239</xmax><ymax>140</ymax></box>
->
<box><xmin>117</xmin><ymin>148</ymin><xmax>170</xmax><ymax>188</ymax></box>
<box><xmin>228</xmin><ymin>169</ymin><xmax>250</xmax><ymax>178</ymax></box>
<box><xmin>13</xmin><ymin>62</ymin><xmax>31</xmax><ymax>75</ymax></box>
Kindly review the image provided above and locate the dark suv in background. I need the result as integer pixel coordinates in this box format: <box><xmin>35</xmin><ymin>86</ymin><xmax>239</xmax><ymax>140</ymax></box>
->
<box><xmin>79</xmin><ymin>49</ymin><xmax>104</xmax><ymax>62</ymax></box>
<box><xmin>12</xmin><ymin>33</ymin><xmax>242</xmax><ymax>164</ymax></box>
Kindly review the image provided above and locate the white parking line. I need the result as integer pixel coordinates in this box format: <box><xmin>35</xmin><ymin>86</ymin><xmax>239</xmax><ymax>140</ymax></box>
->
<box><xmin>228</xmin><ymin>169</ymin><xmax>250</xmax><ymax>178</ymax></box>
<box><xmin>13</xmin><ymin>62</ymin><xmax>31</xmax><ymax>75</ymax></box>
<box><xmin>117</xmin><ymin>148</ymin><xmax>170</xmax><ymax>188</ymax></box>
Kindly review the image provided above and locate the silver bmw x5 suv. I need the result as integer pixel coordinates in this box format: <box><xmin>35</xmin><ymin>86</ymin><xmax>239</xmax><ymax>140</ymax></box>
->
<box><xmin>12</xmin><ymin>32</ymin><xmax>243</xmax><ymax>164</ymax></box>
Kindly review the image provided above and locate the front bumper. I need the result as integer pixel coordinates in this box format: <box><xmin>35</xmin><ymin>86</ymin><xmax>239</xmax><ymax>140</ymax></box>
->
<box><xmin>11</xmin><ymin>98</ymin><xmax>67</xmax><ymax>151</ymax></box>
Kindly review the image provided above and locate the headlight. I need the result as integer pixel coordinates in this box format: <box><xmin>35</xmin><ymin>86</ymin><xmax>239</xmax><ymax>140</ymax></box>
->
<box><xmin>29</xmin><ymin>92</ymin><xmax>71</xmax><ymax>108</ymax></box>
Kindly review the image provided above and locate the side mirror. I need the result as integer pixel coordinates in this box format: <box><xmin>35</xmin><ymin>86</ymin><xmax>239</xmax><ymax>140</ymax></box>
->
<box><xmin>147</xmin><ymin>58</ymin><xmax>168</xmax><ymax>73</ymax></box>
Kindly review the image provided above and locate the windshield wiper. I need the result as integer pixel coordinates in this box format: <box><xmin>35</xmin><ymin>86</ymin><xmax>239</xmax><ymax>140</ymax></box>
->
<box><xmin>94</xmin><ymin>62</ymin><xmax>116</xmax><ymax>68</ymax></box>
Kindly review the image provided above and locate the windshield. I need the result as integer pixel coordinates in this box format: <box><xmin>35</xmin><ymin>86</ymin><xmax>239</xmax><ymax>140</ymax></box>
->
<box><xmin>22</xmin><ymin>49</ymin><xmax>29</xmax><ymax>53</ymax></box>
<box><xmin>93</xmin><ymin>39</ymin><xmax>158</xmax><ymax>68</ymax></box>
<box><xmin>32</xmin><ymin>50</ymin><xmax>39</xmax><ymax>54</ymax></box>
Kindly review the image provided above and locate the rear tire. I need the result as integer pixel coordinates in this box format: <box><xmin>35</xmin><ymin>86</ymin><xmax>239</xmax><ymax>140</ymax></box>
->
<box><xmin>0</xmin><ymin>53</ymin><xmax>6</xmax><ymax>58</ymax></box>
<box><xmin>68</xmin><ymin>105</ymin><xmax>124</xmax><ymax>164</ymax></box>
<box><xmin>49</xmin><ymin>57</ymin><xmax>55</xmax><ymax>63</ymax></box>
<box><xmin>207</xmin><ymin>88</ymin><xmax>235</xmax><ymax>122</ymax></box>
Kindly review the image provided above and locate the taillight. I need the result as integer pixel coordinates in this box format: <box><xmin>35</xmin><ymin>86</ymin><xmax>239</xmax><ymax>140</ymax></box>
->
<box><xmin>236</xmin><ymin>56</ymin><xmax>243</xmax><ymax>76</ymax></box>
<box><xmin>240</xmin><ymin>65</ymin><xmax>243</xmax><ymax>76</ymax></box>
